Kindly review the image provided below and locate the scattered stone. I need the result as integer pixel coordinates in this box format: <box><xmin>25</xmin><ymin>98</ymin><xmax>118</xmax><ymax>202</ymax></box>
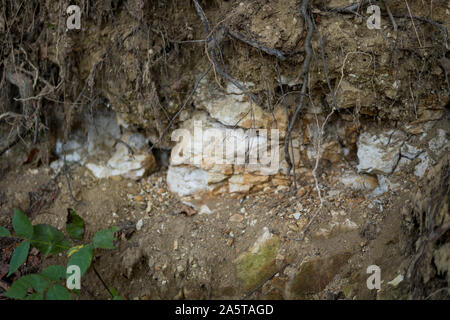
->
<box><xmin>199</xmin><ymin>205</ymin><xmax>212</xmax><ymax>215</ymax></box>
<box><xmin>176</xmin><ymin>265</ymin><xmax>185</xmax><ymax>273</ymax></box>
<box><xmin>230</xmin><ymin>214</ymin><xmax>244</xmax><ymax>223</ymax></box>
<box><xmin>176</xmin><ymin>204</ymin><xmax>197</xmax><ymax>217</ymax></box>
<box><xmin>134</xmin><ymin>195</ymin><xmax>145</xmax><ymax>202</ymax></box>
<box><xmin>146</xmin><ymin>201</ymin><xmax>152</xmax><ymax>214</ymax></box>
<box><xmin>136</xmin><ymin>219</ymin><xmax>143</xmax><ymax>231</ymax></box>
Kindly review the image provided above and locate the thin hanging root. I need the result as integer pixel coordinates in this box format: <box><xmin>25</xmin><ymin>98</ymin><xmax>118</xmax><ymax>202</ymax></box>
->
<box><xmin>382</xmin><ymin>0</ymin><xmax>398</xmax><ymax>32</ymax></box>
<box><xmin>312</xmin><ymin>16</ymin><xmax>339</xmax><ymax>112</ymax></box>
<box><xmin>1</xmin><ymin>70</ymin><xmax>33</xmax><ymax>155</ymax></box>
<box><xmin>0</xmin><ymin>127</ymin><xmax>23</xmax><ymax>156</ymax></box>
<box><xmin>333</xmin><ymin>1</ymin><xmax>449</xmax><ymax>92</ymax></box>
<box><xmin>392</xmin><ymin>14</ymin><xmax>449</xmax><ymax>92</ymax></box>
<box><xmin>295</xmin><ymin>106</ymin><xmax>335</xmax><ymax>242</ymax></box>
<box><xmin>192</xmin><ymin>0</ymin><xmax>258</xmax><ymax>103</ymax></box>
<box><xmin>227</xmin><ymin>29</ymin><xmax>287</xmax><ymax>60</ymax></box>
<box><xmin>284</xmin><ymin>0</ymin><xmax>313</xmax><ymax>184</ymax></box>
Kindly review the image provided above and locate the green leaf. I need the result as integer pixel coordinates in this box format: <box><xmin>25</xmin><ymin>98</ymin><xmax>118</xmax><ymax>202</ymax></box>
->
<box><xmin>7</xmin><ymin>241</ymin><xmax>30</xmax><ymax>277</ymax></box>
<box><xmin>109</xmin><ymin>287</ymin><xmax>122</xmax><ymax>300</ymax></box>
<box><xmin>5</xmin><ymin>277</ymin><xmax>30</xmax><ymax>299</ymax></box>
<box><xmin>46</xmin><ymin>284</ymin><xmax>72</xmax><ymax>300</ymax></box>
<box><xmin>67</xmin><ymin>244</ymin><xmax>93</xmax><ymax>276</ymax></box>
<box><xmin>66</xmin><ymin>209</ymin><xmax>85</xmax><ymax>241</ymax></box>
<box><xmin>31</xmin><ymin>224</ymin><xmax>70</xmax><ymax>255</ymax></box>
<box><xmin>0</xmin><ymin>226</ymin><xmax>11</xmax><ymax>237</ymax></box>
<box><xmin>13</xmin><ymin>209</ymin><xmax>33</xmax><ymax>239</ymax></box>
<box><xmin>24</xmin><ymin>274</ymin><xmax>50</xmax><ymax>293</ymax></box>
<box><xmin>93</xmin><ymin>226</ymin><xmax>120</xmax><ymax>249</ymax></box>
<box><xmin>41</xmin><ymin>265</ymin><xmax>67</xmax><ymax>281</ymax></box>
<box><xmin>109</xmin><ymin>286</ymin><xmax>119</xmax><ymax>296</ymax></box>
<box><xmin>5</xmin><ymin>274</ymin><xmax>50</xmax><ymax>299</ymax></box>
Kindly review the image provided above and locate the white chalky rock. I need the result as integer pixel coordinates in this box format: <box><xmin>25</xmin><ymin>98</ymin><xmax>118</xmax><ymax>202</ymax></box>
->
<box><xmin>400</xmin><ymin>143</ymin><xmax>422</xmax><ymax>159</ymax></box>
<box><xmin>193</xmin><ymin>80</ymin><xmax>286</xmax><ymax>131</ymax></box>
<box><xmin>251</xmin><ymin>227</ymin><xmax>274</xmax><ymax>254</ymax></box>
<box><xmin>136</xmin><ymin>219</ymin><xmax>143</xmax><ymax>231</ymax></box>
<box><xmin>167</xmin><ymin>166</ymin><xmax>210</xmax><ymax>197</ymax></box>
<box><xmin>414</xmin><ymin>153</ymin><xmax>431</xmax><ymax>178</ymax></box>
<box><xmin>428</xmin><ymin>129</ymin><xmax>448</xmax><ymax>157</ymax></box>
<box><xmin>356</xmin><ymin>130</ymin><xmax>406</xmax><ymax>175</ymax></box>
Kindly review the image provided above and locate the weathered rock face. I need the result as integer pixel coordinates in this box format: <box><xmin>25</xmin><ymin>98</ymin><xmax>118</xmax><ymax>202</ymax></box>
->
<box><xmin>356</xmin><ymin>129</ymin><xmax>407</xmax><ymax>175</ymax></box>
<box><xmin>353</xmin><ymin>125</ymin><xmax>449</xmax><ymax>196</ymax></box>
<box><xmin>167</xmin><ymin>166</ymin><xmax>210</xmax><ymax>197</ymax></box>
<box><xmin>434</xmin><ymin>243</ymin><xmax>450</xmax><ymax>285</ymax></box>
<box><xmin>234</xmin><ymin>228</ymin><xmax>280</xmax><ymax>292</ymax></box>
<box><xmin>194</xmin><ymin>80</ymin><xmax>286</xmax><ymax>131</ymax></box>
<box><xmin>340</xmin><ymin>172</ymin><xmax>379</xmax><ymax>191</ymax></box>
<box><xmin>51</xmin><ymin>108</ymin><xmax>157</xmax><ymax>180</ymax></box>
<box><xmin>167</xmin><ymin>81</ymin><xmax>289</xmax><ymax>199</ymax></box>
<box><xmin>28</xmin><ymin>0</ymin><xmax>446</xmax><ymax>208</ymax></box>
<box><xmin>288</xmin><ymin>252</ymin><xmax>352</xmax><ymax>299</ymax></box>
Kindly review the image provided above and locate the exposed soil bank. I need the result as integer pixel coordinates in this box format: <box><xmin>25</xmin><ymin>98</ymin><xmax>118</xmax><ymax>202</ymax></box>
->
<box><xmin>0</xmin><ymin>0</ymin><xmax>449</xmax><ymax>300</ymax></box>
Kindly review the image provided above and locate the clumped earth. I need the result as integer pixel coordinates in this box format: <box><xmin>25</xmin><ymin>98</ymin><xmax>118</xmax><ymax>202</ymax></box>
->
<box><xmin>0</xmin><ymin>0</ymin><xmax>449</xmax><ymax>300</ymax></box>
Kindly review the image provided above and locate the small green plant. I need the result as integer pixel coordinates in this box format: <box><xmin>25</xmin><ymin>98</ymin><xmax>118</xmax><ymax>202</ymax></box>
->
<box><xmin>0</xmin><ymin>208</ymin><xmax>120</xmax><ymax>300</ymax></box>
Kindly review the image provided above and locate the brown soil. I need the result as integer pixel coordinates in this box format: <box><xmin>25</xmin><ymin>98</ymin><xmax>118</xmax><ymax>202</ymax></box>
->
<box><xmin>1</xmin><ymin>134</ymin><xmax>448</xmax><ymax>299</ymax></box>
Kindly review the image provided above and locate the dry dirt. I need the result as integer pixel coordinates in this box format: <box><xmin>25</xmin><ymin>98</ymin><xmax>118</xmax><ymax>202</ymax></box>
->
<box><xmin>1</xmin><ymin>134</ymin><xmax>448</xmax><ymax>300</ymax></box>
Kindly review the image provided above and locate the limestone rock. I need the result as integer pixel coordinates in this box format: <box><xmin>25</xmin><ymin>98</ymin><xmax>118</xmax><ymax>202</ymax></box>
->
<box><xmin>414</xmin><ymin>153</ymin><xmax>431</xmax><ymax>178</ymax></box>
<box><xmin>52</xmin><ymin>108</ymin><xmax>156</xmax><ymax>180</ymax></box>
<box><xmin>428</xmin><ymin>129</ymin><xmax>449</xmax><ymax>158</ymax></box>
<box><xmin>400</xmin><ymin>143</ymin><xmax>423</xmax><ymax>160</ymax></box>
<box><xmin>234</xmin><ymin>228</ymin><xmax>280</xmax><ymax>292</ymax></box>
<box><xmin>167</xmin><ymin>166</ymin><xmax>210</xmax><ymax>197</ymax></box>
<box><xmin>193</xmin><ymin>80</ymin><xmax>286</xmax><ymax>131</ymax></box>
<box><xmin>86</xmin><ymin>132</ymin><xmax>155</xmax><ymax>180</ymax></box>
<box><xmin>356</xmin><ymin>129</ymin><xmax>407</xmax><ymax>175</ymax></box>
<box><xmin>228</xmin><ymin>174</ymin><xmax>270</xmax><ymax>194</ymax></box>
<box><xmin>168</xmin><ymin>111</ymin><xmax>281</xmax><ymax>196</ymax></box>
